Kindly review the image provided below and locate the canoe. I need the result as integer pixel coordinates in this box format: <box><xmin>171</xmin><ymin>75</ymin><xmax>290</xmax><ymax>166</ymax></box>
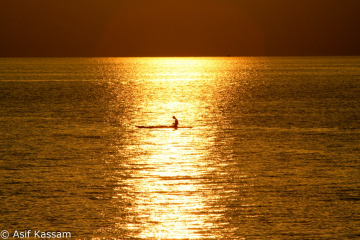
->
<box><xmin>136</xmin><ymin>126</ymin><xmax>193</xmax><ymax>129</ymax></box>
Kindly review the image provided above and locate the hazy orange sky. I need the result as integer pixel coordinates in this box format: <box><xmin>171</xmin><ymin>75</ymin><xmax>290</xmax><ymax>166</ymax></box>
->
<box><xmin>1</xmin><ymin>0</ymin><xmax>360</xmax><ymax>57</ymax></box>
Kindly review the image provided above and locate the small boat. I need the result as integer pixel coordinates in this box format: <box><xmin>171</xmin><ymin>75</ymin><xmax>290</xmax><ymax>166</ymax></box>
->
<box><xmin>136</xmin><ymin>125</ymin><xmax>193</xmax><ymax>129</ymax></box>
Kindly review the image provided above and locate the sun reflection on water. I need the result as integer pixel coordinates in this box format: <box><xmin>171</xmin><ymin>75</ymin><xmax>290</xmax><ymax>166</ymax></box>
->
<box><xmin>123</xmin><ymin>126</ymin><xmax>212</xmax><ymax>239</ymax></box>
<box><xmin>103</xmin><ymin>57</ymin><xmax>255</xmax><ymax>239</ymax></box>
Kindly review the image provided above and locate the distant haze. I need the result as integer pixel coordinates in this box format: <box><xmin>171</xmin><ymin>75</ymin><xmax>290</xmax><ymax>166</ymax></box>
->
<box><xmin>1</xmin><ymin>0</ymin><xmax>360</xmax><ymax>57</ymax></box>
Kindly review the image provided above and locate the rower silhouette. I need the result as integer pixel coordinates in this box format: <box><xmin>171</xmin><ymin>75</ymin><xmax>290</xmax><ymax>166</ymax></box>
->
<box><xmin>172</xmin><ymin>116</ymin><xmax>179</xmax><ymax>128</ymax></box>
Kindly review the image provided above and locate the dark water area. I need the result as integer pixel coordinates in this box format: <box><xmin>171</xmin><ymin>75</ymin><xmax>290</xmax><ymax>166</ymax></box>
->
<box><xmin>1</xmin><ymin>57</ymin><xmax>360</xmax><ymax>239</ymax></box>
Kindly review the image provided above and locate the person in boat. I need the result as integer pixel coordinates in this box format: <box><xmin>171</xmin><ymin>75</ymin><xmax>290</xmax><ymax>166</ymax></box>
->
<box><xmin>172</xmin><ymin>116</ymin><xmax>179</xmax><ymax>128</ymax></box>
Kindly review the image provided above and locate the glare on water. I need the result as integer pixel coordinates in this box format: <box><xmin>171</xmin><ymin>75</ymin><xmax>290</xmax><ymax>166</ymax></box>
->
<box><xmin>105</xmin><ymin>58</ymin><xmax>249</xmax><ymax>239</ymax></box>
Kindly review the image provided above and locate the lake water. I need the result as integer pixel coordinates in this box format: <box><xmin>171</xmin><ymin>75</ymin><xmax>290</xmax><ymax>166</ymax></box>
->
<box><xmin>1</xmin><ymin>57</ymin><xmax>360</xmax><ymax>239</ymax></box>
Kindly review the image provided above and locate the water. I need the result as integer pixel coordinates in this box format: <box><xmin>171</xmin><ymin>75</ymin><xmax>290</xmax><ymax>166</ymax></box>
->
<box><xmin>1</xmin><ymin>57</ymin><xmax>360</xmax><ymax>239</ymax></box>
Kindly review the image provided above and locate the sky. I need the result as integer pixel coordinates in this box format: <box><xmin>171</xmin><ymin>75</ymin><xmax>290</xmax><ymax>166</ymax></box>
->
<box><xmin>1</xmin><ymin>0</ymin><xmax>360</xmax><ymax>57</ymax></box>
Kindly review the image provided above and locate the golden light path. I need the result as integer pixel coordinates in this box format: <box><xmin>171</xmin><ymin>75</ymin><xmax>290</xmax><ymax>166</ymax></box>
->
<box><xmin>125</xmin><ymin>131</ymin><xmax>211</xmax><ymax>239</ymax></box>
<box><xmin>123</xmin><ymin>58</ymin><xmax>217</xmax><ymax>239</ymax></box>
<box><xmin>104</xmin><ymin>57</ymin><xmax>254</xmax><ymax>239</ymax></box>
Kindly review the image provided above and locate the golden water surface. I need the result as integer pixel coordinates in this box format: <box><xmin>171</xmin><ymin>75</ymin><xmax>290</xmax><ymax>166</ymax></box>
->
<box><xmin>1</xmin><ymin>57</ymin><xmax>359</xmax><ymax>239</ymax></box>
